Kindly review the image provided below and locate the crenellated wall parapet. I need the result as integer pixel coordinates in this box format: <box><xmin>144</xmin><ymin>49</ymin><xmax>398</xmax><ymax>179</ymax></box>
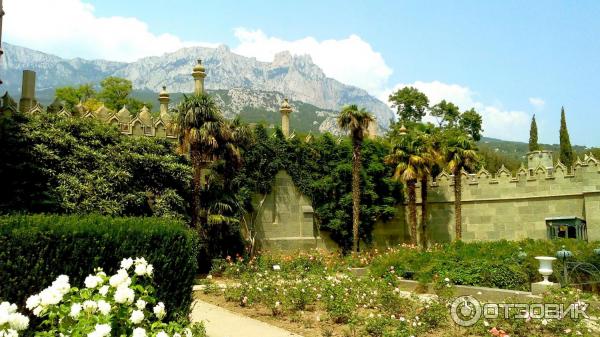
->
<box><xmin>420</xmin><ymin>154</ymin><xmax>600</xmax><ymax>204</ymax></box>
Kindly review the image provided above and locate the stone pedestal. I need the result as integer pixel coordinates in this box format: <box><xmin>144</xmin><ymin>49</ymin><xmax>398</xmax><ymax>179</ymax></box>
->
<box><xmin>531</xmin><ymin>281</ymin><xmax>560</xmax><ymax>295</ymax></box>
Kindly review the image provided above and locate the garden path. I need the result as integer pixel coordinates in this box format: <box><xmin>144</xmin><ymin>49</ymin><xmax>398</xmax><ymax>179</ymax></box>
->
<box><xmin>190</xmin><ymin>300</ymin><xmax>304</xmax><ymax>337</ymax></box>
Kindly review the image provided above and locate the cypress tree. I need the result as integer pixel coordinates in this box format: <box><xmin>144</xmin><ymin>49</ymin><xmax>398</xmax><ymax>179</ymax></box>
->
<box><xmin>529</xmin><ymin>114</ymin><xmax>541</xmax><ymax>151</ymax></box>
<box><xmin>559</xmin><ymin>107</ymin><xmax>574</xmax><ymax>166</ymax></box>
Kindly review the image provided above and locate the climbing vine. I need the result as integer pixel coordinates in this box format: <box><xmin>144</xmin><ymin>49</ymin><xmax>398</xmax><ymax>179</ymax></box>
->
<box><xmin>236</xmin><ymin>125</ymin><xmax>403</xmax><ymax>250</ymax></box>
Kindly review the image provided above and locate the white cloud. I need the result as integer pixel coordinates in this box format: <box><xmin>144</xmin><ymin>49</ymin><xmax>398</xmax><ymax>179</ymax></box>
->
<box><xmin>3</xmin><ymin>0</ymin><xmax>216</xmax><ymax>62</ymax></box>
<box><xmin>528</xmin><ymin>97</ymin><xmax>546</xmax><ymax>110</ymax></box>
<box><xmin>232</xmin><ymin>28</ymin><xmax>393</xmax><ymax>96</ymax></box>
<box><xmin>382</xmin><ymin>81</ymin><xmax>531</xmax><ymax>141</ymax></box>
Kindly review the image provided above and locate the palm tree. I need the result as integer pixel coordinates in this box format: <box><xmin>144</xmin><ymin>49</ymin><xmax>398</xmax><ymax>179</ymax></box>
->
<box><xmin>444</xmin><ymin>132</ymin><xmax>478</xmax><ymax>241</ymax></box>
<box><xmin>417</xmin><ymin>128</ymin><xmax>441</xmax><ymax>248</ymax></box>
<box><xmin>175</xmin><ymin>93</ymin><xmax>240</xmax><ymax>230</ymax></box>
<box><xmin>337</xmin><ymin>104</ymin><xmax>374</xmax><ymax>252</ymax></box>
<box><xmin>386</xmin><ymin>131</ymin><xmax>432</xmax><ymax>246</ymax></box>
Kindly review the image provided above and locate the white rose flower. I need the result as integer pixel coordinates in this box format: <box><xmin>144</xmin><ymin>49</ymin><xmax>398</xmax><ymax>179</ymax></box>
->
<box><xmin>84</xmin><ymin>275</ymin><xmax>103</xmax><ymax>289</ymax></box>
<box><xmin>145</xmin><ymin>264</ymin><xmax>154</xmax><ymax>277</ymax></box>
<box><xmin>114</xmin><ymin>286</ymin><xmax>135</xmax><ymax>304</ymax></box>
<box><xmin>134</xmin><ymin>257</ymin><xmax>148</xmax><ymax>267</ymax></box>
<box><xmin>134</xmin><ymin>264</ymin><xmax>147</xmax><ymax>276</ymax></box>
<box><xmin>130</xmin><ymin>310</ymin><xmax>144</xmax><ymax>324</ymax></box>
<box><xmin>183</xmin><ymin>328</ymin><xmax>192</xmax><ymax>337</ymax></box>
<box><xmin>92</xmin><ymin>323</ymin><xmax>111</xmax><ymax>337</ymax></box>
<box><xmin>132</xmin><ymin>328</ymin><xmax>147</xmax><ymax>337</ymax></box>
<box><xmin>135</xmin><ymin>299</ymin><xmax>147</xmax><ymax>310</ymax></box>
<box><xmin>173</xmin><ymin>333</ymin><xmax>181</xmax><ymax>337</ymax></box>
<box><xmin>155</xmin><ymin>331</ymin><xmax>168</xmax><ymax>337</ymax></box>
<box><xmin>97</xmin><ymin>300</ymin><xmax>111</xmax><ymax>315</ymax></box>
<box><xmin>52</xmin><ymin>275</ymin><xmax>71</xmax><ymax>295</ymax></box>
<box><xmin>8</xmin><ymin>313</ymin><xmax>29</xmax><ymax>330</ymax></box>
<box><xmin>0</xmin><ymin>309</ymin><xmax>8</xmax><ymax>325</ymax></box>
<box><xmin>121</xmin><ymin>258</ymin><xmax>134</xmax><ymax>270</ymax></box>
<box><xmin>39</xmin><ymin>287</ymin><xmax>63</xmax><ymax>306</ymax></box>
<box><xmin>99</xmin><ymin>286</ymin><xmax>109</xmax><ymax>297</ymax></box>
<box><xmin>25</xmin><ymin>295</ymin><xmax>41</xmax><ymax>311</ymax></box>
<box><xmin>109</xmin><ymin>269</ymin><xmax>130</xmax><ymax>288</ymax></box>
<box><xmin>70</xmin><ymin>303</ymin><xmax>82</xmax><ymax>318</ymax></box>
<box><xmin>153</xmin><ymin>302</ymin><xmax>166</xmax><ymax>320</ymax></box>
<box><xmin>83</xmin><ymin>300</ymin><xmax>97</xmax><ymax>313</ymax></box>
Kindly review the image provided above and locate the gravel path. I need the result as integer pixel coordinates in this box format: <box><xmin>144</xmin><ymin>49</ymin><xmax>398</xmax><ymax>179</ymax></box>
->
<box><xmin>190</xmin><ymin>300</ymin><xmax>303</xmax><ymax>337</ymax></box>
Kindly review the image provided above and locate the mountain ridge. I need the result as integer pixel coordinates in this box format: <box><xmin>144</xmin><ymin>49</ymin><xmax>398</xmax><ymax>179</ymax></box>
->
<box><xmin>0</xmin><ymin>42</ymin><xmax>393</xmax><ymax>129</ymax></box>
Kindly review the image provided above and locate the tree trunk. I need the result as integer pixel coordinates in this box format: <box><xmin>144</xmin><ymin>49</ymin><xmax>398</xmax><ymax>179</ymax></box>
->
<box><xmin>191</xmin><ymin>150</ymin><xmax>206</xmax><ymax>230</ymax></box>
<box><xmin>453</xmin><ymin>168</ymin><xmax>462</xmax><ymax>241</ymax></box>
<box><xmin>420</xmin><ymin>176</ymin><xmax>428</xmax><ymax>248</ymax></box>
<box><xmin>407</xmin><ymin>180</ymin><xmax>417</xmax><ymax>245</ymax></box>
<box><xmin>352</xmin><ymin>139</ymin><xmax>362</xmax><ymax>252</ymax></box>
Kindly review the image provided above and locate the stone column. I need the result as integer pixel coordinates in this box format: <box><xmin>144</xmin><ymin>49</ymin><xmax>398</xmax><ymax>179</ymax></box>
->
<box><xmin>280</xmin><ymin>98</ymin><xmax>292</xmax><ymax>137</ymax></box>
<box><xmin>19</xmin><ymin>70</ymin><xmax>35</xmax><ymax>113</ymax></box>
<box><xmin>158</xmin><ymin>86</ymin><xmax>170</xmax><ymax>115</ymax></box>
<box><xmin>192</xmin><ymin>59</ymin><xmax>206</xmax><ymax>96</ymax></box>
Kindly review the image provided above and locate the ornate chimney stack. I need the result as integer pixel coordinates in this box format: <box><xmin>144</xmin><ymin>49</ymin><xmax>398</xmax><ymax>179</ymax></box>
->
<box><xmin>279</xmin><ymin>98</ymin><xmax>292</xmax><ymax>137</ymax></box>
<box><xmin>192</xmin><ymin>59</ymin><xmax>206</xmax><ymax>96</ymax></box>
<box><xmin>158</xmin><ymin>86</ymin><xmax>170</xmax><ymax>115</ymax></box>
<box><xmin>19</xmin><ymin>70</ymin><xmax>36</xmax><ymax>113</ymax></box>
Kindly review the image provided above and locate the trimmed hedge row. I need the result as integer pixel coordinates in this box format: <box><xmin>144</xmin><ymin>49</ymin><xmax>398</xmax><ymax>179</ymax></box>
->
<box><xmin>0</xmin><ymin>214</ymin><xmax>199</xmax><ymax>318</ymax></box>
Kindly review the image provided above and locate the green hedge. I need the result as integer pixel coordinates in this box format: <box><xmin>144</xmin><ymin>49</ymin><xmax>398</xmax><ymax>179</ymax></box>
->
<box><xmin>0</xmin><ymin>214</ymin><xmax>199</xmax><ymax>318</ymax></box>
<box><xmin>369</xmin><ymin>239</ymin><xmax>600</xmax><ymax>291</ymax></box>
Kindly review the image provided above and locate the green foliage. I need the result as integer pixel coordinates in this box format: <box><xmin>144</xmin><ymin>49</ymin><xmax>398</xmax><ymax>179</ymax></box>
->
<box><xmin>388</xmin><ymin>87</ymin><xmax>429</xmax><ymax>123</ymax></box>
<box><xmin>235</xmin><ymin>128</ymin><xmax>401</xmax><ymax>251</ymax></box>
<box><xmin>369</xmin><ymin>239</ymin><xmax>600</xmax><ymax>291</ymax></box>
<box><xmin>529</xmin><ymin>114</ymin><xmax>541</xmax><ymax>151</ymax></box>
<box><xmin>0</xmin><ymin>214</ymin><xmax>200</xmax><ymax>319</ymax></box>
<box><xmin>560</xmin><ymin>107</ymin><xmax>575</xmax><ymax>166</ymax></box>
<box><xmin>430</xmin><ymin>100</ymin><xmax>460</xmax><ymax>127</ymax></box>
<box><xmin>97</xmin><ymin>77</ymin><xmax>152</xmax><ymax>111</ymax></box>
<box><xmin>0</xmin><ymin>112</ymin><xmax>191</xmax><ymax>217</ymax></box>
<box><xmin>54</xmin><ymin>84</ymin><xmax>96</xmax><ymax>110</ymax></box>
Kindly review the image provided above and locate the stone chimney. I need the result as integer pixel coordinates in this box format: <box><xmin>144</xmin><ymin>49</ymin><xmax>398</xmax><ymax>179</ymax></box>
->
<box><xmin>279</xmin><ymin>98</ymin><xmax>292</xmax><ymax>137</ymax></box>
<box><xmin>192</xmin><ymin>59</ymin><xmax>206</xmax><ymax>96</ymax></box>
<box><xmin>158</xmin><ymin>86</ymin><xmax>170</xmax><ymax>115</ymax></box>
<box><xmin>19</xmin><ymin>70</ymin><xmax>36</xmax><ymax>113</ymax></box>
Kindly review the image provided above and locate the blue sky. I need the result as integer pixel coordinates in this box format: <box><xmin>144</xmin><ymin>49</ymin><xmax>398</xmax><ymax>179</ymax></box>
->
<box><xmin>4</xmin><ymin>0</ymin><xmax>600</xmax><ymax>146</ymax></box>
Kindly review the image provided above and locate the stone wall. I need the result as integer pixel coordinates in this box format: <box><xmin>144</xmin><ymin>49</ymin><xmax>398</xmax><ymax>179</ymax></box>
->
<box><xmin>251</xmin><ymin>170</ymin><xmax>324</xmax><ymax>250</ymax></box>
<box><xmin>417</xmin><ymin>155</ymin><xmax>600</xmax><ymax>242</ymax></box>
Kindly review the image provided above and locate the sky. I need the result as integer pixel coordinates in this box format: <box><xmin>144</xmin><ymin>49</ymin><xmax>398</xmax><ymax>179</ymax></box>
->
<box><xmin>3</xmin><ymin>0</ymin><xmax>600</xmax><ymax>146</ymax></box>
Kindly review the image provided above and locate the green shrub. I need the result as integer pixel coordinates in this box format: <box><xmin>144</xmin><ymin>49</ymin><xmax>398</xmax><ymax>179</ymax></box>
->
<box><xmin>0</xmin><ymin>214</ymin><xmax>199</xmax><ymax>318</ymax></box>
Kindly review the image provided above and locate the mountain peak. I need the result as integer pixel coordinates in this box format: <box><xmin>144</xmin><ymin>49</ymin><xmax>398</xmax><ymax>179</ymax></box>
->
<box><xmin>1</xmin><ymin>43</ymin><xmax>393</xmax><ymax>129</ymax></box>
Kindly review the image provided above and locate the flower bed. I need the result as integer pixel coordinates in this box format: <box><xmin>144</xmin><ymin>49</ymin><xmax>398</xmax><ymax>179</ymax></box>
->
<box><xmin>199</xmin><ymin>249</ymin><xmax>600</xmax><ymax>337</ymax></box>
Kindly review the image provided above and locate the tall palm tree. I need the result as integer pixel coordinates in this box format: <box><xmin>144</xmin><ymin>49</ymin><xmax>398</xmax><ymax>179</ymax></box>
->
<box><xmin>444</xmin><ymin>132</ymin><xmax>478</xmax><ymax>241</ymax></box>
<box><xmin>175</xmin><ymin>93</ymin><xmax>239</xmax><ymax>230</ymax></box>
<box><xmin>417</xmin><ymin>129</ymin><xmax>441</xmax><ymax>248</ymax></box>
<box><xmin>386</xmin><ymin>132</ymin><xmax>432</xmax><ymax>246</ymax></box>
<box><xmin>337</xmin><ymin>104</ymin><xmax>374</xmax><ymax>252</ymax></box>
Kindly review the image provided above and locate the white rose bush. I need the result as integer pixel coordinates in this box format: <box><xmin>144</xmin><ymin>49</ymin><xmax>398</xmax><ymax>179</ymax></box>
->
<box><xmin>0</xmin><ymin>301</ymin><xmax>30</xmax><ymax>337</ymax></box>
<box><xmin>16</xmin><ymin>257</ymin><xmax>205</xmax><ymax>337</ymax></box>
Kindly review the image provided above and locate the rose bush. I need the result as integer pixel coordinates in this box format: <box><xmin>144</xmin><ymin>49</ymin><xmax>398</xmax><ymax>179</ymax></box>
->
<box><xmin>20</xmin><ymin>258</ymin><xmax>204</xmax><ymax>337</ymax></box>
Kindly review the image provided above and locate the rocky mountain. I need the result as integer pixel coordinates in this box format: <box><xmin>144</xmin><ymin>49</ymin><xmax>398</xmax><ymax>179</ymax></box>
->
<box><xmin>0</xmin><ymin>43</ymin><xmax>393</xmax><ymax>130</ymax></box>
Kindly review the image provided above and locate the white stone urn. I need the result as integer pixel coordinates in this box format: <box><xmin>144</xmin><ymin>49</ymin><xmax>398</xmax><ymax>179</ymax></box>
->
<box><xmin>535</xmin><ymin>256</ymin><xmax>557</xmax><ymax>283</ymax></box>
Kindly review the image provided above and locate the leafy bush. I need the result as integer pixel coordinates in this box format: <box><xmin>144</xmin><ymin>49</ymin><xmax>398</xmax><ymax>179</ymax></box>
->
<box><xmin>369</xmin><ymin>239</ymin><xmax>600</xmax><ymax>291</ymax></box>
<box><xmin>0</xmin><ymin>214</ymin><xmax>199</xmax><ymax>318</ymax></box>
